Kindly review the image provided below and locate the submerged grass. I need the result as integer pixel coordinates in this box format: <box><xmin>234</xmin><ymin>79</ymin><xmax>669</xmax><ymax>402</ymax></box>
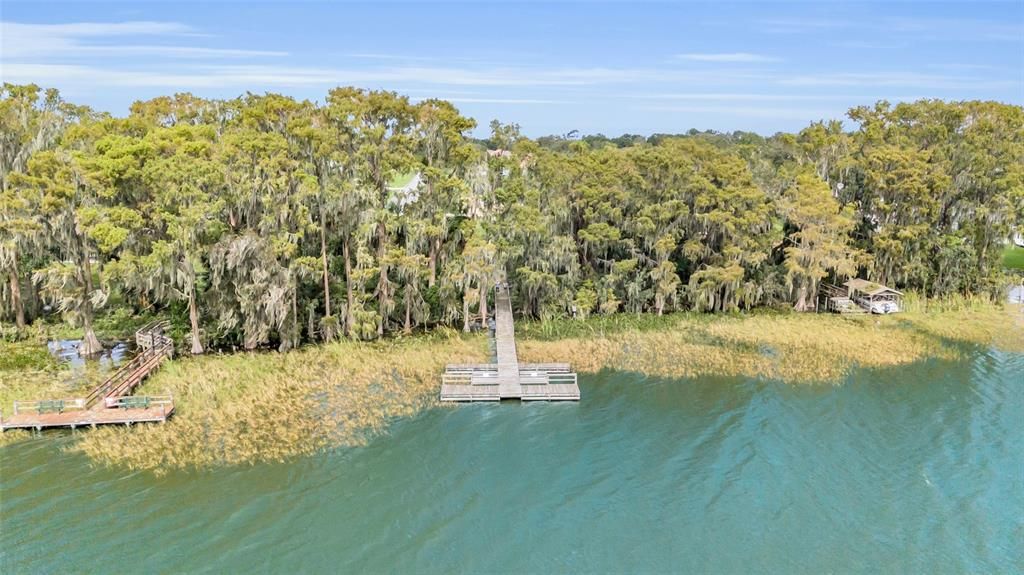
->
<box><xmin>518</xmin><ymin>306</ymin><xmax>1023</xmax><ymax>384</ymax></box>
<box><xmin>70</xmin><ymin>333</ymin><xmax>487</xmax><ymax>473</ymax></box>
<box><xmin>3</xmin><ymin>304</ymin><xmax>1021</xmax><ymax>471</ymax></box>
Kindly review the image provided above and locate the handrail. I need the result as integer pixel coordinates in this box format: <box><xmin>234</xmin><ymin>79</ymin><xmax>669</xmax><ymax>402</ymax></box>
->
<box><xmin>100</xmin><ymin>346</ymin><xmax>172</xmax><ymax>404</ymax></box>
<box><xmin>106</xmin><ymin>393</ymin><xmax>174</xmax><ymax>409</ymax></box>
<box><xmin>13</xmin><ymin>398</ymin><xmax>87</xmax><ymax>415</ymax></box>
<box><xmin>441</xmin><ymin>373</ymin><xmax>475</xmax><ymax>385</ymax></box>
<box><xmin>83</xmin><ymin>346</ymin><xmax>158</xmax><ymax>407</ymax></box>
<box><xmin>6</xmin><ymin>324</ymin><xmax>177</xmax><ymax>424</ymax></box>
<box><xmin>83</xmin><ymin>324</ymin><xmax>174</xmax><ymax>408</ymax></box>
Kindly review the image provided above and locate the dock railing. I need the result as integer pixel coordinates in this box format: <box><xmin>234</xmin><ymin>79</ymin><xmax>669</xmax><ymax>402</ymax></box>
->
<box><xmin>518</xmin><ymin>372</ymin><xmax>578</xmax><ymax>386</ymax></box>
<box><xmin>13</xmin><ymin>398</ymin><xmax>87</xmax><ymax>416</ymax></box>
<box><xmin>105</xmin><ymin>393</ymin><xmax>174</xmax><ymax>415</ymax></box>
<box><xmin>84</xmin><ymin>337</ymin><xmax>173</xmax><ymax>408</ymax></box>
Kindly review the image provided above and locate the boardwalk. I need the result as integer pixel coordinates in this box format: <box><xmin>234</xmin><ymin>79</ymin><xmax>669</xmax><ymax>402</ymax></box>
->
<box><xmin>440</xmin><ymin>284</ymin><xmax>580</xmax><ymax>402</ymax></box>
<box><xmin>1</xmin><ymin>322</ymin><xmax>176</xmax><ymax>431</ymax></box>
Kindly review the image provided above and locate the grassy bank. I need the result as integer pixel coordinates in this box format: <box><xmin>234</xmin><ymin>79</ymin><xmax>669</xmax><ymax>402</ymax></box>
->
<box><xmin>1</xmin><ymin>305</ymin><xmax>1021</xmax><ymax>472</ymax></box>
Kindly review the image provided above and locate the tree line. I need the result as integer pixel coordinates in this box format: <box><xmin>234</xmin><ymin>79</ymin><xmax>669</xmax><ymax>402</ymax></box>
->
<box><xmin>1</xmin><ymin>83</ymin><xmax>1021</xmax><ymax>354</ymax></box>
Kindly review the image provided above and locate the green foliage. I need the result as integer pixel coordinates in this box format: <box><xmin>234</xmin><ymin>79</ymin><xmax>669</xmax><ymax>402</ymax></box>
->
<box><xmin>1</xmin><ymin>85</ymin><xmax>1020</xmax><ymax>352</ymax></box>
<box><xmin>0</xmin><ymin>339</ymin><xmax>53</xmax><ymax>370</ymax></box>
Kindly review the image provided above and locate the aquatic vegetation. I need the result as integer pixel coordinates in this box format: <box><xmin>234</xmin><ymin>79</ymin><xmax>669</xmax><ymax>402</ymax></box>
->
<box><xmin>0</xmin><ymin>340</ymin><xmax>116</xmax><ymax>447</ymax></box>
<box><xmin>4</xmin><ymin>306</ymin><xmax>1021</xmax><ymax>471</ymax></box>
<box><xmin>71</xmin><ymin>334</ymin><xmax>488</xmax><ymax>472</ymax></box>
<box><xmin>518</xmin><ymin>307</ymin><xmax>1024</xmax><ymax>383</ymax></box>
<box><xmin>0</xmin><ymin>339</ymin><xmax>53</xmax><ymax>372</ymax></box>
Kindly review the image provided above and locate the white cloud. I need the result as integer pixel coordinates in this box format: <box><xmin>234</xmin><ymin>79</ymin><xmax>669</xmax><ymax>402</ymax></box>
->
<box><xmin>412</xmin><ymin>96</ymin><xmax>569</xmax><ymax>105</ymax></box>
<box><xmin>0</xmin><ymin>63</ymin><xmax>525</xmax><ymax>88</ymax></box>
<box><xmin>758</xmin><ymin>18</ymin><xmax>849</xmax><ymax>34</ymax></box>
<box><xmin>15</xmin><ymin>21</ymin><xmax>194</xmax><ymax>37</ymax></box>
<box><xmin>1</xmin><ymin>21</ymin><xmax>282</xmax><ymax>59</ymax></box>
<box><xmin>0</xmin><ymin>62</ymin><xmax>755</xmax><ymax>89</ymax></box>
<box><xmin>759</xmin><ymin>16</ymin><xmax>1023</xmax><ymax>43</ymax></box>
<box><xmin>778</xmin><ymin>72</ymin><xmax>1019</xmax><ymax>90</ymax></box>
<box><xmin>676</xmin><ymin>53</ymin><xmax>780</xmax><ymax>63</ymax></box>
<box><xmin>3</xmin><ymin>18</ymin><xmax>1018</xmax><ymax>118</ymax></box>
<box><xmin>637</xmin><ymin>104</ymin><xmax>840</xmax><ymax>121</ymax></box>
<box><xmin>884</xmin><ymin>17</ymin><xmax>1023</xmax><ymax>41</ymax></box>
<box><xmin>631</xmin><ymin>93</ymin><xmax>846</xmax><ymax>102</ymax></box>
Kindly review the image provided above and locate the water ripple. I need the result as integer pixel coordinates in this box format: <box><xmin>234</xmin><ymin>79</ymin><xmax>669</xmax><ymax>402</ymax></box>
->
<box><xmin>2</xmin><ymin>348</ymin><xmax>1022</xmax><ymax>573</ymax></box>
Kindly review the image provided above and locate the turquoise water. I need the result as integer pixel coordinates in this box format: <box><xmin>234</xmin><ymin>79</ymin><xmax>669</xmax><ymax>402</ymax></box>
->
<box><xmin>2</xmin><ymin>349</ymin><xmax>1022</xmax><ymax>573</ymax></box>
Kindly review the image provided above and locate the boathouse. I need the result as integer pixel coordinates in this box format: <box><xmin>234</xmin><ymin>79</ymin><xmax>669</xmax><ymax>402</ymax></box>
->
<box><xmin>844</xmin><ymin>279</ymin><xmax>903</xmax><ymax>314</ymax></box>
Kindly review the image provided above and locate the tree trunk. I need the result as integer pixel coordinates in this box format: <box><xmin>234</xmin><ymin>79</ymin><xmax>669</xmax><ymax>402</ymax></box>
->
<box><xmin>479</xmin><ymin>280</ymin><xmax>488</xmax><ymax>328</ymax></box>
<box><xmin>319</xmin><ymin>201</ymin><xmax>332</xmax><ymax>319</ymax></box>
<box><xmin>9</xmin><ymin>264</ymin><xmax>25</xmax><ymax>331</ymax></box>
<box><xmin>462</xmin><ymin>283</ymin><xmax>471</xmax><ymax>332</ymax></box>
<box><xmin>343</xmin><ymin>236</ymin><xmax>355</xmax><ymax>338</ymax></box>
<box><xmin>376</xmin><ymin>220</ymin><xmax>388</xmax><ymax>337</ymax></box>
<box><xmin>292</xmin><ymin>280</ymin><xmax>299</xmax><ymax>350</ymax></box>
<box><xmin>404</xmin><ymin>289</ymin><xmax>412</xmax><ymax>334</ymax></box>
<box><xmin>428</xmin><ymin>237</ymin><xmax>439</xmax><ymax>287</ymax></box>
<box><xmin>794</xmin><ymin>285</ymin><xmax>810</xmax><ymax>312</ymax></box>
<box><xmin>188</xmin><ymin>284</ymin><xmax>204</xmax><ymax>355</ymax></box>
<box><xmin>80</xmin><ymin>255</ymin><xmax>102</xmax><ymax>355</ymax></box>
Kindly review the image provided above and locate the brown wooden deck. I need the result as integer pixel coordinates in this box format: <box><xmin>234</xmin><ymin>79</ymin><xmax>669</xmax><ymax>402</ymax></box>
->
<box><xmin>440</xmin><ymin>284</ymin><xmax>580</xmax><ymax>402</ymax></box>
<box><xmin>0</xmin><ymin>402</ymin><xmax>174</xmax><ymax>430</ymax></box>
<box><xmin>1</xmin><ymin>321</ymin><xmax>177</xmax><ymax>432</ymax></box>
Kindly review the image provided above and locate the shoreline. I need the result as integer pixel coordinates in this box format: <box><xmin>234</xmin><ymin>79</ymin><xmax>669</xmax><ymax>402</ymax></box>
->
<box><xmin>2</xmin><ymin>306</ymin><xmax>1022</xmax><ymax>472</ymax></box>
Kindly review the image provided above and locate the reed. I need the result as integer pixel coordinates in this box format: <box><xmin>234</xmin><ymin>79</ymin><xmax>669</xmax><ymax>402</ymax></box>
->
<box><xmin>0</xmin><ymin>340</ymin><xmax>115</xmax><ymax>447</ymax></box>
<box><xmin>3</xmin><ymin>304</ymin><xmax>1020</xmax><ymax>470</ymax></box>
<box><xmin>518</xmin><ymin>306</ymin><xmax>1023</xmax><ymax>383</ymax></box>
<box><xmin>70</xmin><ymin>334</ymin><xmax>488</xmax><ymax>473</ymax></box>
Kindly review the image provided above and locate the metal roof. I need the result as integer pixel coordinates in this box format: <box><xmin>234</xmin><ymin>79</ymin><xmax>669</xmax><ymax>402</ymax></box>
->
<box><xmin>844</xmin><ymin>278</ymin><xmax>903</xmax><ymax>296</ymax></box>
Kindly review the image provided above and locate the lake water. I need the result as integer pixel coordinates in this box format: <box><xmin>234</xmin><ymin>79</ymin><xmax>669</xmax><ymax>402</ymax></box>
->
<box><xmin>2</xmin><ymin>348</ymin><xmax>1022</xmax><ymax>573</ymax></box>
<box><xmin>47</xmin><ymin>339</ymin><xmax>132</xmax><ymax>370</ymax></box>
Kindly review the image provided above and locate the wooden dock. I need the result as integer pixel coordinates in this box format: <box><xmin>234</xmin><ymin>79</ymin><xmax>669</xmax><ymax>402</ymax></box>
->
<box><xmin>440</xmin><ymin>284</ymin><xmax>580</xmax><ymax>402</ymax></box>
<box><xmin>1</xmin><ymin>322</ymin><xmax>176</xmax><ymax>431</ymax></box>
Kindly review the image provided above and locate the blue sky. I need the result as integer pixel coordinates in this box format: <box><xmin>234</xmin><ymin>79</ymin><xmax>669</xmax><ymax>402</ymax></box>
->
<box><xmin>2</xmin><ymin>1</ymin><xmax>1022</xmax><ymax>136</ymax></box>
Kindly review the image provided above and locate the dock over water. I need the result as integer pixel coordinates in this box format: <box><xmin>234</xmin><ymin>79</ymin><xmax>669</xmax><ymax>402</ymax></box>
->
<box><xmin>440</xmin><ymin>284</ymin><xmax>580</xmax><ymax>402</ymax></box>
<box><xmin>1</xmin><ymin>322</ymin><xmax>176</xmax><ymax>431</ymax></box>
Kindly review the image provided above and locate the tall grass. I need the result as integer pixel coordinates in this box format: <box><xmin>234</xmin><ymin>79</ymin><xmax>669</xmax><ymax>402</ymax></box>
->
<box><xmin>518</xmin><ymin>306</ymin><xmax>1024</xmax><ymax>384</ymax></box>
<box><xmin>0</xmin><ymin>339</ymin><xmax>116</xmax><ymax>447</ymax></box>
<box><xmin>71</xmin><ymin>333</ymin><xmax>488</xmax><ymax>473</ymax></box>
<box><xmin>3</xmin><ymin>304</ymin><xmax>1021</xmax><ymax>471</ymax></box>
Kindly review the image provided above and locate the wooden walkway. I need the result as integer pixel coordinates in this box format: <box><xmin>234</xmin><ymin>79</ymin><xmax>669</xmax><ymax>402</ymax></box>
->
<box><xmin>440</xmin><ymin>284</ymin><xmax>580</xmax><ymax>402</ymax></box>
<box><xmin>1</xmin><ymin>322</ymin><xmax>176</xmax><ymax>431</ymax></box>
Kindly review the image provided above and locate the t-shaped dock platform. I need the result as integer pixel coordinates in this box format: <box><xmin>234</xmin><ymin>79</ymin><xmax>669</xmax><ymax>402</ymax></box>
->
<box><xmin>439</xmin><ymin>285</ymin><xmax>580</xmax><ymax>402</ymax></box>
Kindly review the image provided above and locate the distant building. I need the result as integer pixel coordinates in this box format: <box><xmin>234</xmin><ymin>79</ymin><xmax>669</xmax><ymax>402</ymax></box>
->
<box><xmin>386</xmin><ymin>172</ymin><xmax>422</xmax><ymax>210</ymax></box>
